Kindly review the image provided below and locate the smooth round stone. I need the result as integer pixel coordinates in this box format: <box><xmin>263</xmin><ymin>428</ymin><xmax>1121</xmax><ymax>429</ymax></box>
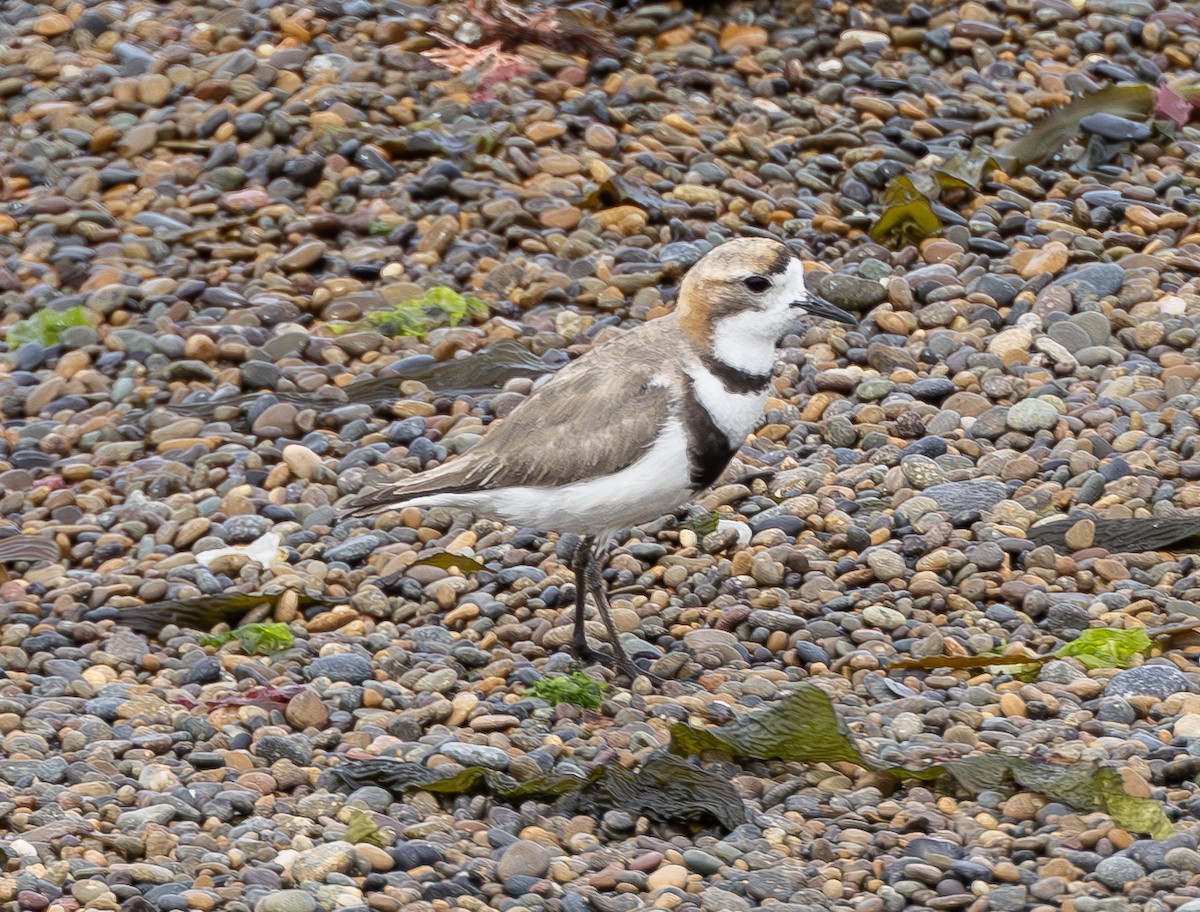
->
<box><xmin>323</xmin><ymin>536</ymin><xmax>380</xmax><ymax>563</ymax></box>
<box><xmin>1073</xmin><ymin>312</ymin><xmax>1113</xmax><ymax>345</ymax></box>
<box><xmin>910</xmin><ymin>378</ymin><xmax>957</xmax><ymax>400</ymax></box>
<box><xmin>1106</xmin><ymin>665</ymin><xmax>1191</xmax><ymax>699</ymax></box>
<box><xmin>497</xmin><ymin>840</ymin><xmax>557</xmax><ymax>880</ymax></box>
<box><xmin>438</xmin><ymin>742</ymin><xmax>510</xmax><ymax>770</ymax></box>
<box><xmin>1079</xmin><ymin>113</ymin><xmax>1151</xmax><ymax>142</ymax></box>
<box><xmin>1048</xmin><ymin>263</ymin><xmax>1124</xmax><ymax>303</ymax></box>
<box><xmin>682</xmin><ymin>850</ymin><xmax>723</xmax><ymax>875</ymax></box>
<box><xmin>1093</xmin><ymin>856</ymin><xmax>1146</xmax><ymax>889</ymax></box>
<box><xmin>857</xmin><ymin>378</ymin><xmax>895</xmax><ymax>401</ymax></box>
<box><xmin>256</xmin><ymin>888</ymin><xmax>320</xmax><ymax>912</ymax></box>
<box><xmin>1006</xmin><ymin>399</ymin><xmax>1058</xmax><ymax>432</ymax></box>
<box><xmin>182</xmin><ymin>656</ymin><xmax>222</xmax><ymax>686</ymax></box>
<box><xmin>308</xmin><ymin>654</ymin><xmax>374</xmax><ymax>685</ymax></box>
<box><xmin>863</xmin><ymin>604</ymin><xmax>906</xmax><ymax>630</ymax></box>
<box><xmin>866</xmin><ymin>550</ymin><xmax>906</xmax><ymax>582</ymax></box>
<box><xmin>901</xmin><ymin>455</ymin><xmax>947</xmax><ymax>488</ymax></box>
<box><xmin>1046</xmin><ymin>321</ymin><xmax>1092</xmax><ymax>353</ymax></box>
<box><xmin>818</xmin><ymin>273</ymin><xmax>887</xmax><ymax>309</ymax></box>
<box><xmin>921</xmin><ymin>480</ymin><xmax>1008</xmax><ymax>512</ymax></box>
<box><xmin>1175</xmin><ymin>715</ymin><xmax>1200</xmax><ymax>739</ymax></box>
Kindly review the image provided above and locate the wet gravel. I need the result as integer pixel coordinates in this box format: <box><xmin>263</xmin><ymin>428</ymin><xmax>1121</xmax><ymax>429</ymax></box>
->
<box><xmin>4</xmin><ymin>0</ymin><xmax>1200</xmax><ymax>911</ymax></box>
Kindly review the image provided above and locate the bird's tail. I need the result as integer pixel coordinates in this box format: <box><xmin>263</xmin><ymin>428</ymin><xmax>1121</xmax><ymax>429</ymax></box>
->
<box><xmin>339</xmin><ymin>459</ymin><xmax>488</xmax><ymax>518</ymax></box>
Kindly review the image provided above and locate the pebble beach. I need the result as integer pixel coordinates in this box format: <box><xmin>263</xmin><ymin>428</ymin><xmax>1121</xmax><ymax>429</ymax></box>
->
<box><xmin>4</xmin><ymin>1</ymin><xmax>1200</xmax><ymax>911</ymax></box>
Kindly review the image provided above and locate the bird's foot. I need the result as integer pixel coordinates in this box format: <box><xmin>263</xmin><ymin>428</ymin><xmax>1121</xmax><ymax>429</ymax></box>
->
<box><xmin>567</xmin><ymin>640</ymin><xmax>663</xmax><ymax>686</ymax></box>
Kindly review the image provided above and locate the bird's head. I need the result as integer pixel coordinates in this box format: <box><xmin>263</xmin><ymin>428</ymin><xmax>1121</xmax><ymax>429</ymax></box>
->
<box><xmin>675</xmin><ymin>238</ymin><xmax>856</xmax><ymax>368</ymax></box>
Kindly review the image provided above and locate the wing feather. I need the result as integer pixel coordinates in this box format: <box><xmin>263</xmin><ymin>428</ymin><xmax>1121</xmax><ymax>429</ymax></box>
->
<box><xmin>341</xmin><ymin>319</ymin><xmax>679</xmax><ymax>516</ymax></box>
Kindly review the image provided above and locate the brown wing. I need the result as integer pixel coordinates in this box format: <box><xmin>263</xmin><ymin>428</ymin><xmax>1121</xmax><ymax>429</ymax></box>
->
<box><xmin>341</xmin><ymin>319</ymin><xmax>678</xmax><ymax>515</ymax></box>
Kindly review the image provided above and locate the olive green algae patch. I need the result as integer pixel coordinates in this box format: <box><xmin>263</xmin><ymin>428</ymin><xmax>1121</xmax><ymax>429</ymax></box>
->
<box><xmin>892</xmin><ymin>627</ymin><xmax>1153</xmax><ymax>674</ymax></box>
<box><xmin>668</xmin><ymin>685</ymin><xmax>1173</xmax><ymax>839</ymax></box>
<box><xmin>4</xmin><ymin>305</ymin><xmax>91</xmax><ymax>349</ymax></box>
<box><xmin>330</xmin><ymin>753</ymin><xmax>747</xmax><ymax>830</ymax></box>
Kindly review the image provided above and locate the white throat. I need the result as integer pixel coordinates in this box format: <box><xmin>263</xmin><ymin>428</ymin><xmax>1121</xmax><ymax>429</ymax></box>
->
<box><xmin>709</xmin><ymin>309</ymin><xmax>784</xmax><ymax>376</ymax></box>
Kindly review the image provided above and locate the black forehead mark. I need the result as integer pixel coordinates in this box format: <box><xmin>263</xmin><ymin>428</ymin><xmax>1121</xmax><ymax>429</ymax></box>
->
<box><xmin>765</xmin><ymin>245</ymin><xmax>794</xmax><ymax>276</ymax></box>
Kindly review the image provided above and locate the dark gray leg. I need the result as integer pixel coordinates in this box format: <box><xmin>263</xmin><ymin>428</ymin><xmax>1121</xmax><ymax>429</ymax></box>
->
<box><xmin>569</xmin><ymin>535</ymin><xmax>599</xmax><ymax>659</ymax></box>
<box><xmin>567</xmin><ymin>536</ymin><xmax>660</xmax><ymax>683</ymax></box>
<box><xmin>583</xmin><ymin>551</ymin><xmax>632</xmax><ymax>666</ymax></box>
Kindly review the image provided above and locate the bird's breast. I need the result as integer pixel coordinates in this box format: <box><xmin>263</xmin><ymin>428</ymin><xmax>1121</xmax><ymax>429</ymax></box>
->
<box><xmin>681</xmin><ymin>366</ymin><xmax>769</xmax><ymax>489</ymax></box>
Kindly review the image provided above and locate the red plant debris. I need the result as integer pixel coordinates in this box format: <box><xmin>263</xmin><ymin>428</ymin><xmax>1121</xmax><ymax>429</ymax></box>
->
<box><xmin>1156</xmin><ymin>82</ymin><xmax>1200</xmax><ymax>128</ymax></box>
<box><xmin>471</xmin><ymin>0</ymin><xmax>616</xmax><ymax>55</ymax></box>
<box><xmin>173</xmin><ymin>683</ymin><xmax>306</xmax><ymax>711</ymax></box>
<box><xmin>422</xmin><ymin>37</ymin><xmax>534</xmax><ymax>79</ymax></box>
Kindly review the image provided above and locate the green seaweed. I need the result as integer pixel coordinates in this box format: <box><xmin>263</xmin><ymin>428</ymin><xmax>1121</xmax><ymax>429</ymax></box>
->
<box><xmin>869</xmin><ymin>175</ymin><xmax>943</xmax><ymax>246</ymax></box>
<box><xmin>668</xmin><ymin>684</ymin><xmax>1173</xmax><ymax>838</ymax></box>
<box><xmin>411</xmin><ymin>552</ymin><xmax>486</xmax><ymax>573</ymax></box>
<box><xmin>344</xmin><ymin>809</ymin><xmax>388</xmax><ymax>846</ymax></box>
<box><xmin>528</xmin><ymin>672</ymin><xmax>609</xmax><ymax>710</ymax></box>
<box><xmin>5</xmin><ymin>306</ymin><xmax>91</xmax><ymax>349</ymax></box>
<box><xmin>199</xmin><ymin>622</ymin><xmax>295</xmax><ymax>655</ymax></box>
<box><xmin>892</xmin><ymin>627</ymin><xmax>1151</xmax><ymax>673</ymax></box>
<box><xmin>1055</xmin><ymin>628</ymin><xmax>1152</xmax><ymax>669</ymax></box>
<box><xmin>331</xmin><ymin>287</ymin><xmax>488</xmax><ymax>338</ymax></box>
<box><xmin>669</xmin><ymin>686</ymin><xmax>866</xmax><ymax>766</ymax></box>
<box><xmin>997</xmin><ymin>83</ymin><xmax>1155</xmax><ymax>171</ymax></box>
<box><xmin>680</xmin><ymin>510</ymin><xmax>720</xmax><ymax>538</ymax></box>
<box><xmin>332</xmin><ymin>753</ymin><xmax>746</xmax><ymax>830</ymax></box>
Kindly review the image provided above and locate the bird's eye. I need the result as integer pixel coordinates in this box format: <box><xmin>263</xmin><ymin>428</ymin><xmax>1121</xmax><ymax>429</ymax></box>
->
<box><xmin>744</xmin><ymin>275</ymin><xmax>771</xmax><ymax>293</ymax></box>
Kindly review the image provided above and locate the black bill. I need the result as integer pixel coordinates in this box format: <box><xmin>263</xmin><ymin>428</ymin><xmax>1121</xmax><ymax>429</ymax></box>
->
<box><xmin>795</xmin><ymin>293</ymin><xmax>857</xmax><ymax>325</ymax></box>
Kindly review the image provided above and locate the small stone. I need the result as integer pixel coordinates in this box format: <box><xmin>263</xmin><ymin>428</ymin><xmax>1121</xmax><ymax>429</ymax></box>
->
<box><xmin>647</xmin><ymin>864</ymin><xmax>689</xmax><ymax>891</ymax></box>
<box><xmin>1006</xmin><ymin>399</ymin><xmax>1058</xmax><ymax>432</ymax></box>
<box><xmin>258</xmin><ymin>890</ymin><xmax>318</xmax><ymax>912</ymax></box>
<box><xmin>1079</xmin><ymin>113</ymin><xmax>1151</xmax><ymax>142</ymax></box>
<box><xmin>308</xmin><ymin>654</ymin><xmax>373</xmax><ymax>685</ymax></box>
<box><xmin>584</xmin><ymin>123</ymin><xmax>618</xmax><ymax>153</ymax></box>
<box><xmin>1018</xmin><ymin>242</ymin><xmax>1069</xmax><ymax>279</ymax></box>
<box><xmin>988</xmin><ymin>327</ymin><xmax>1032</xmax><ymax>359</ymax></box>
<box><xmin>116</xmin><ymin>805</ymin><xmax>176</xmax><ymax>828</ymax></box>
<box><xmin>1048</xmin><ymin>263</ymin><xmax>1123</xmax><ymax>303</ymax></box>
<box><xmin>1063</xmin><ymin>519</ymin><xmax>1095</xmax><ymax>551</ymax></box>
<box><xmin>438</xmin><ymin>742</ymin><xmax>510</xmax><ymax>770</ymax></box>
<box><xmin>719</xmin><ymin>23</ymin><xmax>769</xmax><ymax>52</ymax></box>
<box><xmin>285</xmin><ymin>688</ymin><xmax>330</xmax><ymax>729</ymax></box>
<box><xmin>866</xmin><ymin>550</ymin><xmax>906</xmax><ymax>582</ymax></box>
<box><xmin>283</xmin><ymin>444</ymin><xmax>323</xmax><ymax>479</ymax></box>
<box><xmin>1093</xmin><ymin>856</ymin><xmax>1145</xmax><ymax>889</ymax></box>
<box><xmin>34</xmin><ymin>12</ymin><xmax>72</xmax><ymax>35</ymax></box>
<box><xmin>138</xmin><ymin>74</ymin><xmax>173</xmax><ymax>105</ymax></box>
<box><xmin>682</xmin><ymin>850</ymin><xmax>723</xmax><ymax>875</ymax></box>
<box><xmin>277</xmin><ymin>241</ymin><xmax>327</xmax><ymax>272</ymax></box>
<box><xmin>922</xmin><ymin>480</ymin><xmax>1008</xmax><ymax>513</ymax></box>
<box><xmin>863</xmin><ymin>604</ymin><xmax>906</xmax><ymax>630</ymax></box>
<box><xmin>105</xmin><ymin>630</ymin><xmax>149</xmax><ymax>663</ymax></box>
<box><xmin>817</xmin><ymin>274</ymin><xmax>887</xmax><ymax>310</ymax></box>
<box><xmin>497</xmin><ymin>840</ymin><xmax>556</xmax><ymax>880</ymax></box>
<box><xmin>1106</xmin><ymin>665</ymin><xmax>1190</xmax><ymax>700</ymax></box>
<box><xmin>290</xmin><ymin>841</ymin><xmax>356</xmax><ymax>882</ymax></box>
<box><xmin>1175</xmin><ymin>715</ymin><xmax>1200</xmax><ymax>738</ymax></box>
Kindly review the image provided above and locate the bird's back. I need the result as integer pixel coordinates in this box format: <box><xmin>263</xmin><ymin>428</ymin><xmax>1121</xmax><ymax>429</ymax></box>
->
<box><xmin>341</xmin><ymin>316</ymin><xmax>686</xmax><ymax>518</ymax></box>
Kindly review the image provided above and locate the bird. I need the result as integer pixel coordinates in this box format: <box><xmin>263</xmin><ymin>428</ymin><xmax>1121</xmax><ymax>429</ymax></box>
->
<box><xmin>341</xmin><ymin>237</ymin><xmax>856</xmax><ymax>681</ymax></box>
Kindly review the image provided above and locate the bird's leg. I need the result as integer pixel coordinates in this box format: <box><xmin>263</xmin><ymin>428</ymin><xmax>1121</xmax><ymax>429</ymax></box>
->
<box><xmin>568</xmin><ymin>536</ymin><xmax>660</xmax><ymax>683</ymax></box>
<box><xmin>584</xmin><ymin>544</ymin><xmax>663</xmax><ymax>685</ymax></box>
<box><xmin>569</xmin><ymin>535</ymin><xmax>603</xmax><ymax>662</ymax></box>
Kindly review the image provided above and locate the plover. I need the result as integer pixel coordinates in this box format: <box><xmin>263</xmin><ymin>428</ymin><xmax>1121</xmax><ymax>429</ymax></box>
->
<box><xmin>342</xmin><ymin>237</ymin><xmax>855</xmax><ymax>680</ymax></box>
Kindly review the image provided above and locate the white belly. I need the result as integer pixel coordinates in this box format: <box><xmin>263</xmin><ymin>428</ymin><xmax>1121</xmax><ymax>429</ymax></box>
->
<box><xmin>405</xmin><ymin>419</ymin><xmax>695</xmax><ymax>538</ymax></box>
